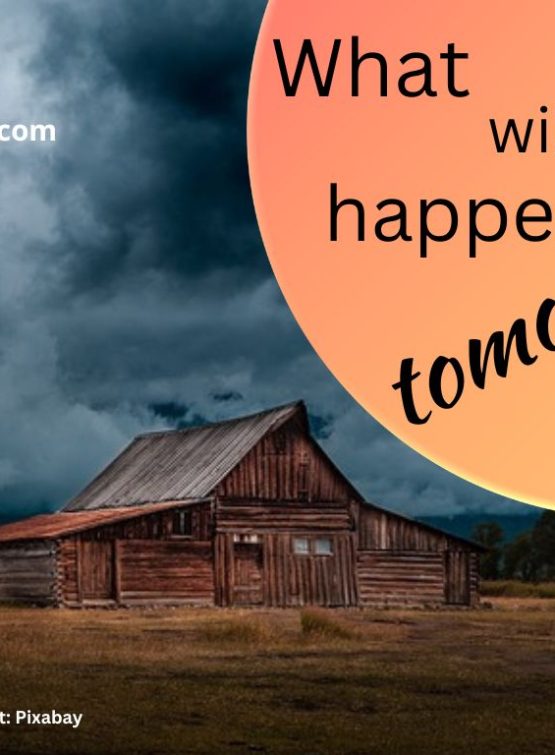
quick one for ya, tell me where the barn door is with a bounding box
[80,540,115,602]
[445,550,470,605]
[233,543,263,606]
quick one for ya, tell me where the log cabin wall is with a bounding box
[117,540,213,606]
[0,540,57,605]
[57,537,79,606]
[357,551,446,606]
[55,502,214,608]
[356,504,479,607]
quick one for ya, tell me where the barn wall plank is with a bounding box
[57,537,79,606]
[118,539,214,605]
[356,505,474,554]
[0,540,56,605]
[222,531,357,608]
[358,550,446,607]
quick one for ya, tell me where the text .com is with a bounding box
[0,123,55,142]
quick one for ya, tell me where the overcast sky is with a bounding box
[0,0,530,520]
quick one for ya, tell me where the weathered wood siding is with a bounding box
[57,537,79,606]
[215,497,356,607]
[216,417,358,504]
[284,534,358,607]
[356,505,450,552]
[80,540,114,601]
[58,537,214,607]
[445,550,480,606]
[358,551,445,606]
[78,502,212,542]
[118,540,213,605]
[215,530,357,607]
[356,505,479,606]
[232,543,264,605]
[0,541,56,605]
[56,503,214,607]
[216,501,352,533]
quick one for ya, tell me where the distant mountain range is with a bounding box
[420,511,541,543]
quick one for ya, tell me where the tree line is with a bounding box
[472,510,555,581]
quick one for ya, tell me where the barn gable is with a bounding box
[216,409,360,504]
[64,402,303,511]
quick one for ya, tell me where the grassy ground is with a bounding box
[482,580,555,598]
[0,601,554,754]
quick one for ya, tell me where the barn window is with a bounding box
[293,537,333,556]
[314,538,333,556]
[293,537,310,555]
[173,510,192,537]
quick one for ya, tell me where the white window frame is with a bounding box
[293,537,310,555]
[292,537,333,556]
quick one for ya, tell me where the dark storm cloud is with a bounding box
[99,1,257,119]
[33,0,267,294]
[0,0,530,522]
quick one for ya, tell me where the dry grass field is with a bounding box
[0,600,554,754]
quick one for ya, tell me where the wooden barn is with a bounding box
[0,401,482,608]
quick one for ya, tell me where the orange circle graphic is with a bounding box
[248,0,555,509]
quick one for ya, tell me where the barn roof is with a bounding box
[64,401,304,512]
[0,500,206,543]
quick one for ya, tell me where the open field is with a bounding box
[0,601,554,754]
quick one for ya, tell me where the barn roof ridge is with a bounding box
[135,399,306,440]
